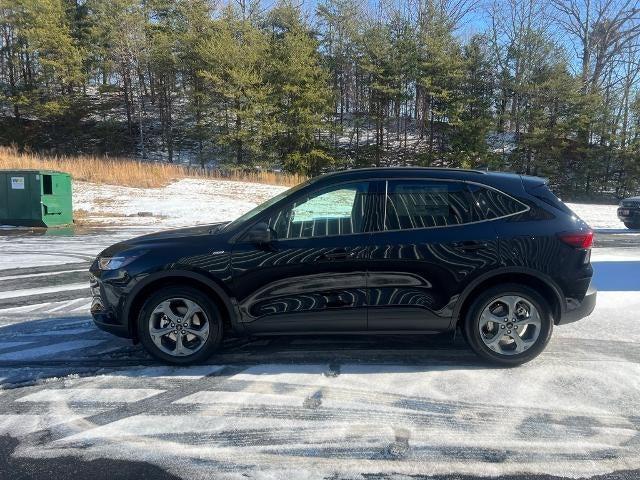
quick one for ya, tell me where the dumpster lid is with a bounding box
[1,169,70,176]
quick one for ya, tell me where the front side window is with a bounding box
[384,180,472,230]
[266,182,371,240]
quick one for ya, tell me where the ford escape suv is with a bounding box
[90,168,597,366]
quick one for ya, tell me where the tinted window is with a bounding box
[266,182,370,239]
[384,180,472,230]
[469,185,527,220]
[528,184,574,215]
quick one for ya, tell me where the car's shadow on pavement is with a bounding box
[217,331,478,365]
[0,435,182,480]
[0,312,489,387]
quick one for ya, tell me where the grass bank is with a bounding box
[0,147,304,188]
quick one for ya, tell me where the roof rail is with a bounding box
[341,166,488,175]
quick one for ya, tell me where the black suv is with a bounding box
[90,168,596,366]
[618,196,640,229]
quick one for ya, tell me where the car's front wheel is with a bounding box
[463,284,553,366]
[624,221,640,230]
[137,286,222,365]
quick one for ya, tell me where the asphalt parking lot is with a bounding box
[0,227,639,479]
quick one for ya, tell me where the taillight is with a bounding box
[558,230,594,249]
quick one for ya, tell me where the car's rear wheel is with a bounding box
[137,286,222,365]
[463,284,553,366]
[624,221,640,230]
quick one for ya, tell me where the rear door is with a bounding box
[367,178,501,331]
[232,181,377,333]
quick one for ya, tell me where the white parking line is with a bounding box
[96,365,226,380]
[0,269,87,281]
[48,298,88,313]
[0,283,89,300]
[175,390,304,407]
[0,413,109,436]
[0,298,92,315]
[70,301,93,313]
[0,339,105,361]
[16,388,165,403]
[0,302,52,314]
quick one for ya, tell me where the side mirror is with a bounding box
[245,222,272,245]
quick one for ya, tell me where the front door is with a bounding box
[232,181,376,333]
[367,178,500,331]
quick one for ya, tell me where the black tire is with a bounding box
[463,283,553,366]
[624,222,640,230]
[137,286,223,365]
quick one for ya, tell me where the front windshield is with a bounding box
[221,178,313,232]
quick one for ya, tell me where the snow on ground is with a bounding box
[73,178,287,227]
[567,202,630,231]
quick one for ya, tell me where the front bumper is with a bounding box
[90,270,133,338]
[558,280,597,325]
[617,207,640,222]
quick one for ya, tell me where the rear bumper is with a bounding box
[558,280,597,325]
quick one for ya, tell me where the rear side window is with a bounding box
[385,180,472,230]
[469,185,528,220]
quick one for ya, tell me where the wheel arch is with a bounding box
[124,270,238,339]
[452,268,564,328]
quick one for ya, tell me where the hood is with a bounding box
[131,222,229,242]
[98,222,229,257]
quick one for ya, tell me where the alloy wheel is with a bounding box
[478,295,542,355]
[148,297,210,357]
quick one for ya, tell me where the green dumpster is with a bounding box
[0,170,73,227]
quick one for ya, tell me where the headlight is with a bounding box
[98,252,145,270]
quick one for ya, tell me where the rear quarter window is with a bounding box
[468,185,528,220]
[527,184,575,215]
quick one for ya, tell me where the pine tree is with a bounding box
[198,6,272,166]
[265,2,333,175]
[359,22,397,166]
[177,0,213,167]
[416,10,465,164]
[452,35,495,168]
[12,0,84,119]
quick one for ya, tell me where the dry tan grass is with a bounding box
[0,146,304,188]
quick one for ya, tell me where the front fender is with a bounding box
[122,269,239,336]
